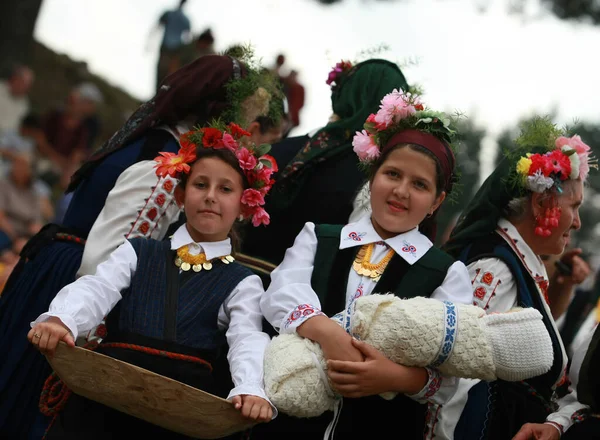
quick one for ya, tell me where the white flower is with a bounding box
[526,170,555,193]
[562,146,580,179]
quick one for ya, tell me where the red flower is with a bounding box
[202,128,223,147]
[529,154,554,177]
[154,145,196,178]
[415,103,424,111]
[228,123,251,139]
[241,188,265,207]
[260,154,278,173]
[179,131,196,150]
[548,149,571,180]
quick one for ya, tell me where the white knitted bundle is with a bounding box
[264,294,554,418]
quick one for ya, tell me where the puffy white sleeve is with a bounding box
[260,222,325,334]
[467,258,518,313]
[32,241,138,340]
[78,160,181,277]
[217,274,276,415]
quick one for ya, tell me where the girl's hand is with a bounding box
[27,316,75,358]
[327,338,427,398]
[231,395,273,422]
[298,316,363,362]
[512,423,561,440]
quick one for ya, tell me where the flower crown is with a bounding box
[153,122,277,227]
[510,117,596,195]
[325,60,353,90]
[352,89,457,164]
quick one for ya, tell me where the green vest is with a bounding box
[311,224,456,316]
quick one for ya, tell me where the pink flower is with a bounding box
[241,188,265,207]
[222,133,238,153]
[251,207,270,227]
[352,130,380,162]
[556,135,591,180]
[373,89,416,128]
[256,165,274,182]
[236,148,257,170]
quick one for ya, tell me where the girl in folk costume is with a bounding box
[259,90,473,440]
[442,117,596,439]
[28,123,278,439]
[0,53,282,439]
[241,59,409,266]
[514,322,600,439]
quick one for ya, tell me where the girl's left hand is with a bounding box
[231,395,273,422]
[327,338,427,398]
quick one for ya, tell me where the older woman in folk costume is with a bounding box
[0,53,282,439]
[258,90,474,440]
[240,59,409,268]
[441,118,595,439]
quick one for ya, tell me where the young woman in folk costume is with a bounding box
[0,53,282,439]
[28,123,278,439]
[258,90,473,440]
[241,59,409,267]
[442,118,595,439]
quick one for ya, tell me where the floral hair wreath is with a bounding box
[153,122,278,227]
[352,89,458,163]
[507,116,597,237]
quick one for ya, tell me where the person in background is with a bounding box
[74,82,104,151]
[283,70,305,134]
[0,65,34,136]
[153,0,191,90]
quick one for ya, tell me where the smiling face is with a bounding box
[369,145,446,239]
[175,156,244,243]
[531,179,583,255]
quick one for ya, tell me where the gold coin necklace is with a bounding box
[352,243,395,282]
[175,245,235,272]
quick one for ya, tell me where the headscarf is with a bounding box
[67,55,246,193]
[269,59,408,211]
[443,146,547,258]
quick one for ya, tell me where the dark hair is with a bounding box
[369,143,445,197]
[178,147,249,252]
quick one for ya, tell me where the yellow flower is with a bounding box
[516,157,532,175]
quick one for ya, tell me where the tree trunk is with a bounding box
[0,0,43,78]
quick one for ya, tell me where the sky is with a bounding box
[34,0,600,177]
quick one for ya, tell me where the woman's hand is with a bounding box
[231,395,273,423]
[512,423,561,440]
[298,315,363,362]
[27,316,75,357]
[327,338,428,398]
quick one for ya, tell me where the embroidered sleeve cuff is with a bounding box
[407,367,442,404]
[280,304,325,334]
[544,421,563,436]
[227,384,278,419]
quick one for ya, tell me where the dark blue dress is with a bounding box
[0,131,179,439]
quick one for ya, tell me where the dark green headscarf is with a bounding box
[443,146,547,258]
[269,58,408,211]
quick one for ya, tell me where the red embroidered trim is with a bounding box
[474,286,487,300]
[423,367,442,399]
[284,304,324,328]
[55,233,87,246]
[481,271,494,286]
[544,421,564,434]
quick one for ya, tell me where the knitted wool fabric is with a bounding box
[264,295,553,418]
